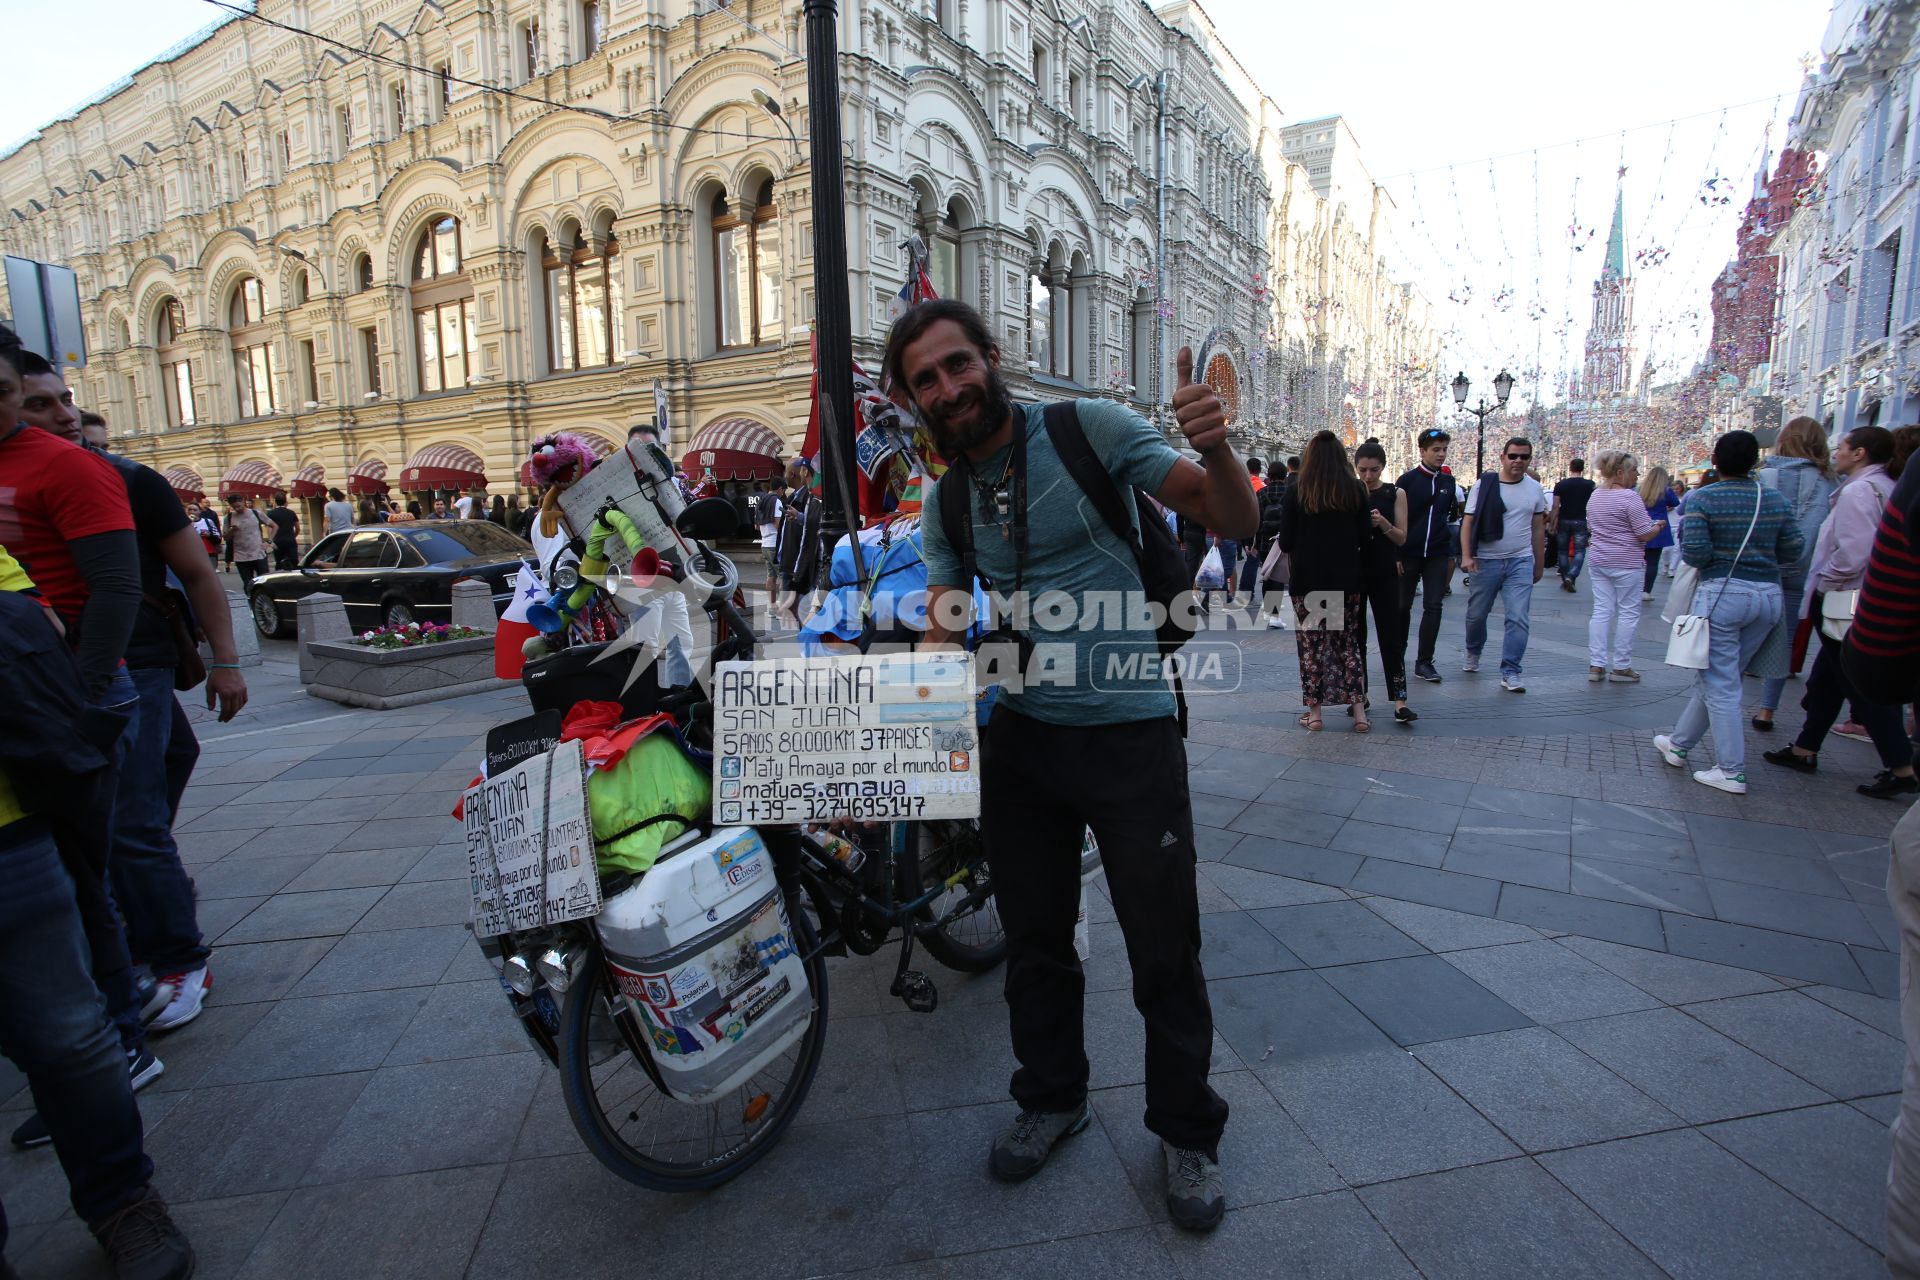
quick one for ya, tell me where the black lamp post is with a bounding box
[1451,369,1515,477]
[801,0,859,545]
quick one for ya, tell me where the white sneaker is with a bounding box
[1461,655,1480,673]
[1501,673,1526,693]
[1693,766,1748,794]
[149,967,211,1033]
[1267,616,1289,630]
[1652,734,1688,768]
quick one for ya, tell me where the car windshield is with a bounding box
[393,521,529,562]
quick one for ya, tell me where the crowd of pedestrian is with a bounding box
[1,321,238,1279]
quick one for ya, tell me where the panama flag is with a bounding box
[493,564,544,680]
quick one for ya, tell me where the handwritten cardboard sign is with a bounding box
[711,653,981,825]
[465,739,602,939]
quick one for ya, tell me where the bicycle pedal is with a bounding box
[892,970,938,1013]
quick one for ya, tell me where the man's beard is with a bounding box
[918,366,1011,459]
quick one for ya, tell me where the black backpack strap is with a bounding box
[935,459,977,591]
[1040,401,1142,562]
[1038,401,1185,734]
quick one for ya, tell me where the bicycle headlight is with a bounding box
[502,951,540,996]
[552,564,580,591]
[534,944,581,994]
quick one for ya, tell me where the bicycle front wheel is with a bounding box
[911,818,1007,974]
[557,893,829,1192]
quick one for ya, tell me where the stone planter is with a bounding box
[304,634,506,709]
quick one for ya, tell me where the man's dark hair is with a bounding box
[79,410,106,429]
[1417,427,1451,447]
[1569,458,1585,473]
[1286,455,1301,472]
[1712,430,1761,478]
[1,344,55,379]
[273,490,289,505]
[1247,456,1262,476]
[328,486,345,500]
[628,423,659,440]
[1846,424,1896,466]
[1503,437,1533,455]
[882,299,997,391]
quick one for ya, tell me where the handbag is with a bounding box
[1664,489,1762,670]
[143,589,209,692]
[1819,588,1858,642]
[1259,539,1289,586]
[1661,561,1700,623]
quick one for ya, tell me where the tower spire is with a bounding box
[1602,184,1628,281]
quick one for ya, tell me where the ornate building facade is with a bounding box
[0,0,1435,513]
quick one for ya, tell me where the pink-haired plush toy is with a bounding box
[526,432,599,489]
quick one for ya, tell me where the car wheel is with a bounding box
[383,599,417,628]
[250,590,289,640]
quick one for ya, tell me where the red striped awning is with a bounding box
[518,433,616,487]
[162,466,205,503]
[290,462,326,499]
[348,459,389,495]
[399,443,486,490]
[684,448,783,481]
[219,459,283,499]
[686,417,783,459]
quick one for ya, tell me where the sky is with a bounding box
[0,0,1838,414]
[1198,0,1836,413]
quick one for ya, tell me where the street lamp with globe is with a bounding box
[1451,369,1516,477]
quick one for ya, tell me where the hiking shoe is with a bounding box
[1652,734,1688,768]
[1609,668,1641,683]
[89,1187,194,1280]
[1588,666,1606,682]
[1693,767,1748,794]
[1461,655,1480,673]
[988,1103,1091,1182]
[1414,660,1441,683]
[13,1047,163,1150]
[1163,1142,1226,1232]
[1501,673,1526,693]
[1861,771,1920,800]
[149,968,210,1033]
[1762,746,1817,774]
[1561,578,1576,592]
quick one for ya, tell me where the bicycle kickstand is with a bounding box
[889,928,938,1013]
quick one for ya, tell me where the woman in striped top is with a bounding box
[1652,431,1803,795]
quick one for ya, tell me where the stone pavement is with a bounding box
[0,571,1910,1277]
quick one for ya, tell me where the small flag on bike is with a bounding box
[494,563,543,680]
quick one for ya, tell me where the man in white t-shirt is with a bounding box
[752,483,784,598]
[1459,435,1550,692]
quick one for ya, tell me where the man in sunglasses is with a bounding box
[1459,437,1550,692]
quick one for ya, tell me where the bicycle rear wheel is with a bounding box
[557,892,829,1191]
[911,818,1007,974]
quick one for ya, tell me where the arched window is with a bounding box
[352,253,373,293]
[1028,273,1052,373]
[229,276,279,417]
[156,297,196,426]
[411,216,476,392]
[542,224,624,372]
[711,180,782,349]
[293,270,311,305]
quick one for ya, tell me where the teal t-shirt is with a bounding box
[920,400,1181,725]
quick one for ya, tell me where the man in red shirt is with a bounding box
[0,328,196,1280]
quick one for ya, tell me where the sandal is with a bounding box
[1351,712,1370,734]
[1303,711,1324,732]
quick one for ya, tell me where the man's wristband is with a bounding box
[211,662,243,669]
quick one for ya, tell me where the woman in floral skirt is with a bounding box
[1278,430,1374,732]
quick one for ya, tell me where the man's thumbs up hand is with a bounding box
[1172,344,1228,455]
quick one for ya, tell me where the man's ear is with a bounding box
[984,343,1001,371]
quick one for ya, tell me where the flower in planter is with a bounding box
[350,620,488,651]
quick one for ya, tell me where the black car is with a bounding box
[249,520,530,638]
